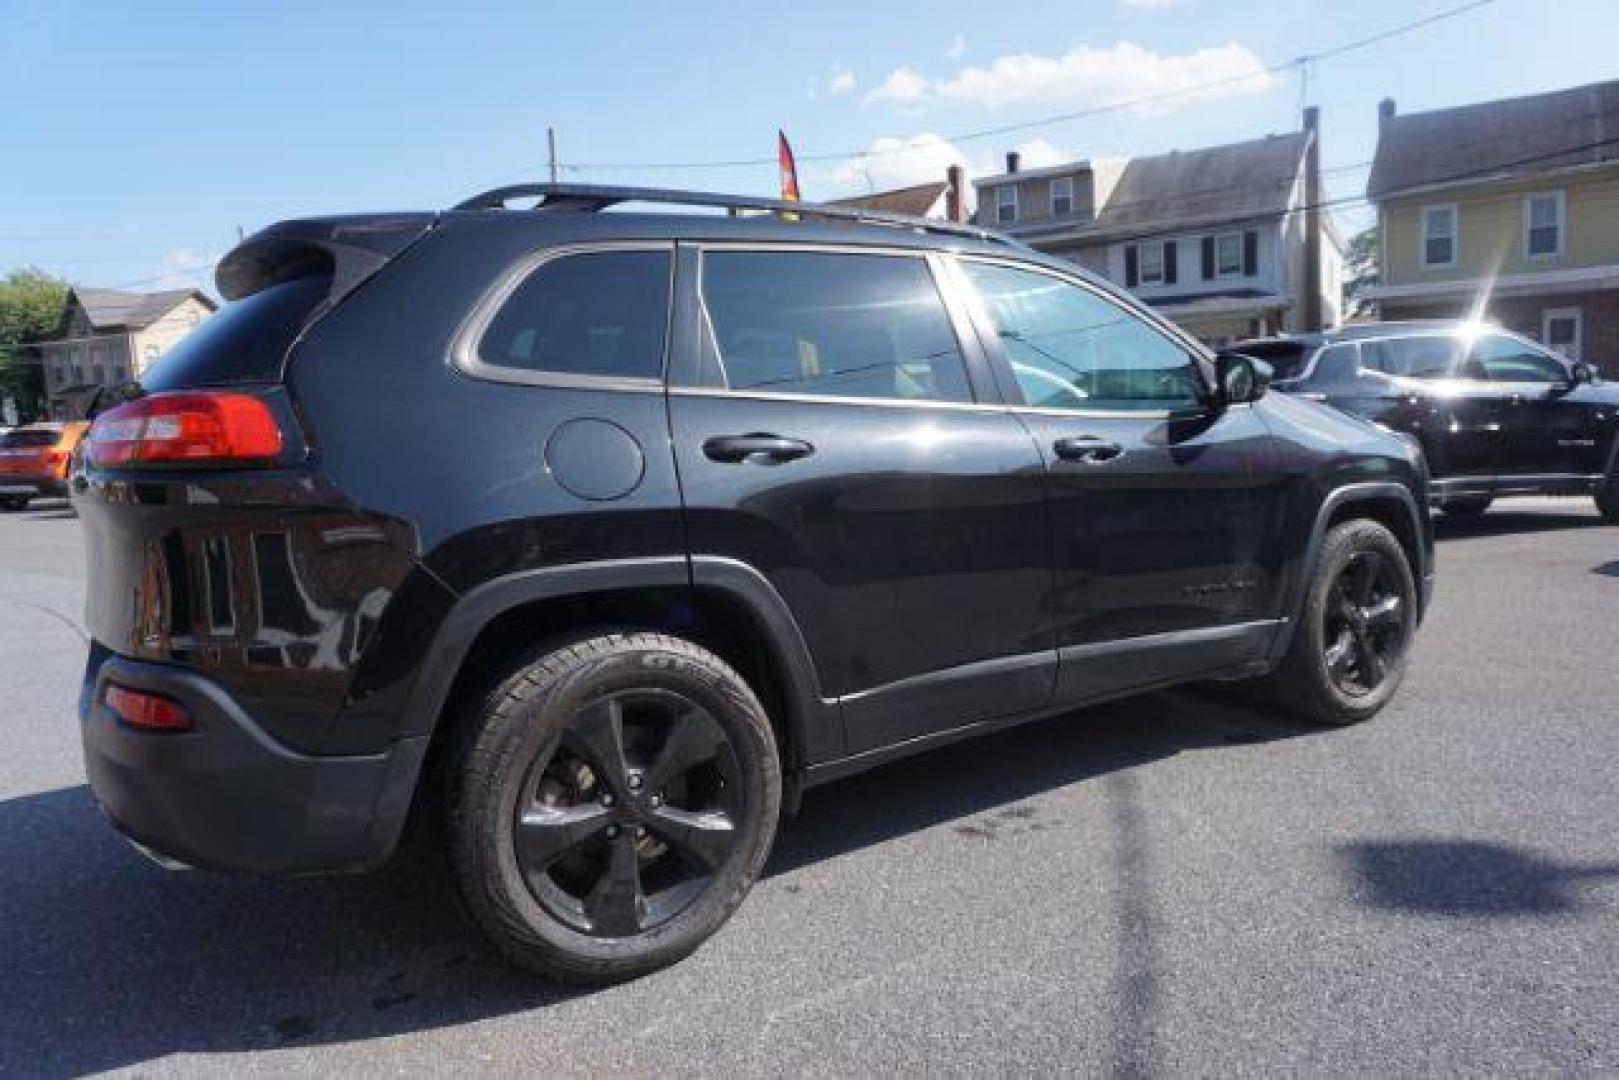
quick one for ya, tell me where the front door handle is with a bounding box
[1053,436,1124,463]
[702,433,816,464]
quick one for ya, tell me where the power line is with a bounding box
[548,0,1495,172]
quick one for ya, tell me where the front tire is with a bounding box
[1254,519,1417,726]
[0,495,30,512]
[447,632,781,985]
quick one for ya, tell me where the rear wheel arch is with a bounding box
[405,558,835,797]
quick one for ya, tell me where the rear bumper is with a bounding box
[0,475,67,496]
[79,646,427,875]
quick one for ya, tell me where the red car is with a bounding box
[0,422,87,511]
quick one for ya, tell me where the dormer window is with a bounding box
[996,185,1017,225]
[1050,177,1073,217]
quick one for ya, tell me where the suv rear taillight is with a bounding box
[88,391,284,466]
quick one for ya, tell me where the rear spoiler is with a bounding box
[215,214,438,302]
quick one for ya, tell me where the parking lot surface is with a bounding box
[1,498,1616,1077]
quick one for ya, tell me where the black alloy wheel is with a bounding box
[1322,550,1408,697]
[516,688,743,938]
[448,632,780,985]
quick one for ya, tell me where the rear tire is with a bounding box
[1439,495,1492,519]
[446,632,781,985]
[1248,519,1417,726]
[0,495,29,512]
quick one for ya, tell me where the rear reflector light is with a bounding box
[105,685,194,732]
[88,392,283,466]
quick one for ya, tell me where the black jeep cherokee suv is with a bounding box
[75,185,1433,984]
[1239,321,1619,521]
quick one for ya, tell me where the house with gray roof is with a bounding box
[39,286,217,416]
[974,109,1342,345]
[1361,79,1619,367]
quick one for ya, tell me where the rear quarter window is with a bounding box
[140,274,330,390]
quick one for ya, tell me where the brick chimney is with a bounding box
[945,164,966,222]
[1302,106,1324,331]
[1005,151,1021,174]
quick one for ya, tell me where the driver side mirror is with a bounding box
[1215,351,1272,406]
[1570,360,1596,385]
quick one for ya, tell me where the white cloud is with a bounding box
[1121,0,1182,8]
[1005,137,1069,170]
[152,248,218,292]
[936,41,1274,111]
[864,66,930,107]
[945,34,967,60]
[828,65,855,96]
[829,132,968,195]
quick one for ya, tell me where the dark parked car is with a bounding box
[1238,322,1619,521]
[75,185,1433,984]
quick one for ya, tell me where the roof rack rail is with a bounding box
[451,182,1021,247]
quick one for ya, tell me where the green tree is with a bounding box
[1343,227,1378,320]
[0,268,69,422]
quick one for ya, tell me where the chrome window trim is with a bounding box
[448,240,676,390]
[667,385,1007,414]
[691,242,982,407]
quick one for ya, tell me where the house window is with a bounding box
[1050,177,1074,217]
[1421,204,1456,269]
[1216,233,1243,277]
[1543,307,1582,361]
[996,185,1017,225]
[73,364,84,384]
[1137,242,1165,285]
[92,365,105,384]
[1524,192,1564,259]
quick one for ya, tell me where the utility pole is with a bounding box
[547,127,558,184]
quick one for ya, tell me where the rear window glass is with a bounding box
[0,430,59,449]
[141,275,330,391]
[700,251,972,403]
[477,250,671,381]
[1233,342,1311,381]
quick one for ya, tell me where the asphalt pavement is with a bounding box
[1,497,1616,1077]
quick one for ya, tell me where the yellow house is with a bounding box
[1363,80,1619,367]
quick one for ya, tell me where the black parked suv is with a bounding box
[75,185,1433,984]
[1239,322,1619,521]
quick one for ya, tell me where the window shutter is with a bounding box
[1201,237,1215,280]
[1124,245,1139,287]
[1242,230,1258,276]
[1163,241,1178,285]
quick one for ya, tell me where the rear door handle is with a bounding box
[702,433,816,464]
[1053,436,1124,463]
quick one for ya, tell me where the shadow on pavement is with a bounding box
[0,688,1310,1076]
[1593,561,1619,578]
[1339,839,1619,917]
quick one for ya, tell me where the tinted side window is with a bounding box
[962,261,1203,411]
[1234,342,1310,381]
[478,250,671,380]
[700,251,971,403]
[1468,333,1567,383]
[1307,343,1361,388]
[1360,337,1460,380]
[142,275,324,391]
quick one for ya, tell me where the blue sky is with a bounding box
[3,0,1615,294]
